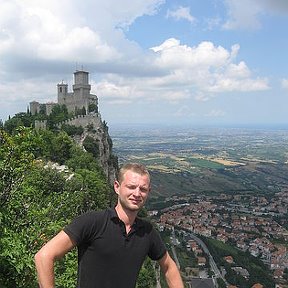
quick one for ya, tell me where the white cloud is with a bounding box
[94,37,269,109]
[150,38,269,93]
[205,17,222,31]
[225,62,250,78]
[174,105,196,118]
[166,6,196,23]
[160,90,190,102]
[0,0,164,72]
[282,79,288,89]
[208,77,269,93]
[151,39,232,71]
[0,78,55,105]
[194,93,213,102]
[0,0,269,97]
[94,80,137,103]
[37,27,120,62]
[223,0,263,30]
[262,0,288,14]
[95,74,190,106]
[223,0,288,30]
[205,109,226,118]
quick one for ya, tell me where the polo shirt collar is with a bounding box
[108,207,144,229]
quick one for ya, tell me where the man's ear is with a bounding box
[114,180,120,195]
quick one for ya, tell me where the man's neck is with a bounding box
[115,204,138,227]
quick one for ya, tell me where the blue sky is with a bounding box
[0,0,288,127]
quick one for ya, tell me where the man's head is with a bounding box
[114,163,151,212]
[117,163,150,185]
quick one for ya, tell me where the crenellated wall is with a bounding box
[57,113,102,129]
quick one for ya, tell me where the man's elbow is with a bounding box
[34,247,54,268]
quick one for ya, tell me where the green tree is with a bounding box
[3,112,36,134]
[136,258,157,288]
[88,103,98,113]
[47,104,70,129]
[83,136,100,158]
[0,127,113,287]
[0,127,41,204]
[0,164,81,287]
[65,145,100,171]
[50,131,74,164]
[0,127,44,287]
[61,124,84,136]
[4,116,24,134]
[202,237,274,288]
[75,168,110,212]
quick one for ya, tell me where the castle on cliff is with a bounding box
[30,70,98,116]
[28,70,118,183]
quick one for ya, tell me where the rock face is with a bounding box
[68,114,118,185]
[35,113,118,185]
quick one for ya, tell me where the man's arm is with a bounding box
[158,251,184,288]
[34,230,75,288]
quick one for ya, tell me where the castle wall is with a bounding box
[57,113,102,129]
[34,120,47,130]
[46,103,57,115]
[30,101,40,115]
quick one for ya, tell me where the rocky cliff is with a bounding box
[61,114,118,184]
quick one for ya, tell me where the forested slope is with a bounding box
[0,126,114,287]
[0,111,155,287]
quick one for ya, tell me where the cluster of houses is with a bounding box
[154,190,288,286]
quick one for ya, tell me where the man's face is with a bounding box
[114,170,150,212]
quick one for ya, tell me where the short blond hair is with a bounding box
[117,163,150,184]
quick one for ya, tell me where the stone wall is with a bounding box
[34,120,47,130]
[58,113,102,129]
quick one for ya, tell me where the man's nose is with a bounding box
[133,187,141,196]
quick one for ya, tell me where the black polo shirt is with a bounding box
[63,208,166,288]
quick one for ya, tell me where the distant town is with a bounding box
[154,189,288,285]
[111,125,288,288]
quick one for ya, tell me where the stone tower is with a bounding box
[29,101,40,115]
[30,70,98,116]
[57,70,98,115]
[73,70,91,98]
[57,82,68,104]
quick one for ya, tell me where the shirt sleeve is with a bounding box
[148,226,167,261]
[63,211,100,245]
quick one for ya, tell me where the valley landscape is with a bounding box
[110,125,288,198]
[110,124,288,288]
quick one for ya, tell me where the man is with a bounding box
[35,163,184,288]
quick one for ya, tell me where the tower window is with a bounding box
[60,87,62,93]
